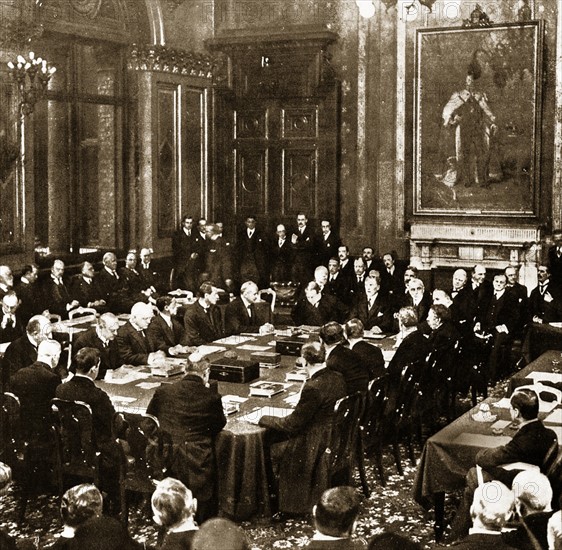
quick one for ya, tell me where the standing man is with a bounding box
[270,224,292,283]
[548,230,562,292]
[172,214,202,292]
[237,215,268,289]
[317,219,341,267]
[202,224,234,292]
[183,281,224,346]
[380,252,404,298]
[529,265,562,323]
[147,353,226,522]
[291,213,315,285]
[362,247,376,273]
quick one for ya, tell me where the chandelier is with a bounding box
[7,51,56,117]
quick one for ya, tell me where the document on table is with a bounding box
[237,344,272,351]
[543,408,562,425]
[284,392,301,406]
[136,382,161,390]
[214,335,255,345]
[196,345,227,356]
[222,395,248,404]
[238,406,293,424]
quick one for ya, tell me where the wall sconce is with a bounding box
[356,0,376,18]
[7,51,56,117]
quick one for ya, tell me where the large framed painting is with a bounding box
[413,21,543,217]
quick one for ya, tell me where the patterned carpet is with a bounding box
[0,389,500,549]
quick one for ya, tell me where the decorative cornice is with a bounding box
[128,44,216,80]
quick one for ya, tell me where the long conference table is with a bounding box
[413,349,562,541]
[73,325,399,522]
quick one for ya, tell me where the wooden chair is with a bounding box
[269,281,300,308]
[326,391,369,496]
[68,307,97,321]
[1,392,55,524]
[360,375,388,486]
[51,398,101,493]
[119,412,173,525]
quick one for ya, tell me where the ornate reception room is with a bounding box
[1,0,562,549]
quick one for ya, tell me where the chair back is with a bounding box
[270,281,300,307]
[121,413,172,487]
[51,398,100,484]
[327,392,364,476]
[0,392,24,465]
[545,444,562,498]
[387,360,423,424]
[361,376,387,442]
[46,313,62,324]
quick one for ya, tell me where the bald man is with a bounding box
[116,302,165,366]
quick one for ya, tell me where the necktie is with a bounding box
[368,299,374,310]
[540,284,547,296]
[113,271,118,279]
[494,292,500,299]
[247,306,252,319]
[452,290,458,297]
[138,329,146,338]
[358,277,362,283]
[187,230,191,236]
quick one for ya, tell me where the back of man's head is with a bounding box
[74,347,101,375]
[155,295,174,312]
[345,318,364,340]
[198,281,214,298]
[398,306,418,328]
[191,518,249,550]
[470,481,514,532]
[301,340,326,365]
[511,388,540,421]
[319,321,344,346]
[313,486,360,538]
[186,352,210,376]
[512,470,553,515]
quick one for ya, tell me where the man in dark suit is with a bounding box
[305,486,365,549]
[70,261,107,311]
[403,277,432,324]
[147,353,226,522]
[116,302,165,366]
[0,265,14,301]
[10,339,61,443]
[427,304,460,354]
[346,258,367,306]
[504,265,529,338]
[451,481,517,549]
[183,281,224,345]
[547,230,562,292]
[313,266,348,322]
[291,282,340,327]
[236,215,268,289]
[224,281,273,336]
[386,307,430,388]
[146,296,185,354]
[320,321,369,395]
[139,248,162,293]
[326,257,348,305]
[336,246,354,293]
[73,313,121,379]
[119,252,153,303]
[55,347,124,505]
[362,246,377,274]
[317,219,341,267]
[348,273,393,333]
[474,273,519,382]
[42,259,80,318]
[469,264,493,320]
[291,213,315,285]
[2,314,52,391]
[95,252,128,313]
[172,214,202,292]
[529,264,562,323]
[201,224,234,292]
[259,341,347,515]
[450,268,476,339]
[15,263,41,323]
[0,291,23,344]
[450,388,557,540]
[380,252,404,299]
[344,318,385,380]
[270,224,293,283]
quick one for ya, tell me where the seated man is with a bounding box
[96,252,128,313]
[386,307,430,388]
[2,314,52,390]
[0,291,23,344]
[305,486,366,549]
[119,251,151,299]
[146,296,186,355]
[503,470,554,550]
[16,263,41,323]
[73,313,121,379]
[427,304,460,354]
[292,282,340,327]
[116,302,165,366]
[70,261,106,311]
[451,388,557,539]
[344,318,385,381]
[320,321,369,395]
[224,281,274,336]
[138,247,162,293]
[348,273,393,333]
[453,481,517,549]
[147,353,226,522]
[0,265,14,300]
[10,339,62,443]
[183,281,224,346]
[42,259,80,318]
[400,277,431,324]
[55,348,124,506]
[259,341,347,515]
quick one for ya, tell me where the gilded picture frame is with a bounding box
[413,21,543,217]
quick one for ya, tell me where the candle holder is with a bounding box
[7,51,56,117]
